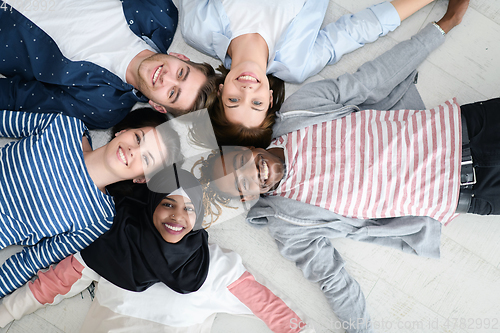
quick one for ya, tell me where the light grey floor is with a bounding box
[1,0,500,332]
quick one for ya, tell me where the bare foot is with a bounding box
[436,0,470,33]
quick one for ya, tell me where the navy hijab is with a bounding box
[81,166,209,294]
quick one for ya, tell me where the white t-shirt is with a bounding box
[7,0,154,82]
[221,0,306,62]
[77,244,252,330]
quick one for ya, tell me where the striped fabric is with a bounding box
[270,99,461,224]
[0,110,115,297]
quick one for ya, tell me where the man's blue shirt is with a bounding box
[0,0,177,129]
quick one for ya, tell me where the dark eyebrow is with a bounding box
[182,66,190,82]
[171,67,189,105]
[232,153,243,195]
[140,130,156,166]
[148,151,155,166]
[224,104,264,111]
[166,196,194,206]
[173,88,181,104]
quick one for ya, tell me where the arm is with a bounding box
[321,0,437,61]
[317,2,401,68]
[250,196,442,258]
[266,217,373,333]
[281,0,470,113]
[207,244,314,332]
[121,0,178,54]
[278,0,437,83]
[0,221,111,298]
[0,76,132,130]
[274,1,401,84]
[0,253,98,328]
[0,110,58,139]
[176,0,223,60]
[246,196,442,332]
[391,0,433,21]
[280,23,444,114]
[228,271,314,333]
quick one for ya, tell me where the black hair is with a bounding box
[107,108,183,196]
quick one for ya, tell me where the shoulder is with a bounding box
[34,112,81,137]
[121,0,178,54]
[81,136,92,153]
[177,0,229,56]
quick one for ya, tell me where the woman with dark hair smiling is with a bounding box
[177,0,438,147]
[0,166,208,323]
[0,167,313,333]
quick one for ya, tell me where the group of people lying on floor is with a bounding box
[0,0,488,332]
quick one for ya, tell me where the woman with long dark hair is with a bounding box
[177,0,437,147]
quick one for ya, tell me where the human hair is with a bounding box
[205,65,285,148]
[112,107,182,166]
[191,148,240,226]
[112,107,168,134]
[164,61,222,117]
[107,108,184,196]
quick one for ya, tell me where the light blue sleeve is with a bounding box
[319,2,401,65]
[277,23,445,117]
[273,2,400,83]
[177,0,230,62]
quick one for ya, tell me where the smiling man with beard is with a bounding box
[0,0,219,129]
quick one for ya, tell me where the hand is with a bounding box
[436,0,470,34]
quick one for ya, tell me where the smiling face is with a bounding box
[220,61,273,128]
[212,147,285,201]
[136,53,207,113]
[105,127,168,182]
[153,195,197,243]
